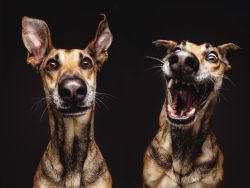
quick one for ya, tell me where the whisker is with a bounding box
[30,97,47,111]
[95,92,118,101]
[144,66,163,72]
[95,96,110,112]
[144,56,164,65]
[39,102,51,121]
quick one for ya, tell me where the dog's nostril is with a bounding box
[185,57,199,72]
[60,88,71,98]
[77,87,86,96]
[168,55,178,65]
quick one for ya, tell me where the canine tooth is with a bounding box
[168,79,173,89]
[187,108,196,116]
[175,79,178,84]
[187,83,191,86]
[167,104,172,112]
[182,81,186,84]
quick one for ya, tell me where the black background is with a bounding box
[1,0,250,187]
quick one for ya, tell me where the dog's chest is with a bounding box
[64,172,82,187]
[172,159,192,176]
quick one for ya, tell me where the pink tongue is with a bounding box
[172,89,196,116]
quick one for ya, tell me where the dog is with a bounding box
[22,15,113,188]
[143,40,239,188]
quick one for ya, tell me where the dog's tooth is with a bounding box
[182,81,186,85]
[168,79,173,89]
[175,79,179,84]
[167,104,172,112]
[187,108,196,116]
[187,83,191,86]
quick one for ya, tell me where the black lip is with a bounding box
[57,105,90,115]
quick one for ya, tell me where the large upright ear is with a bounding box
[153,40,177,52]
[87,14,113,66]
[217,43,240,70]
[22,16,53,68]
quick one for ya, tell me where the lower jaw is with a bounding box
[166,113,196,127]
[57,106,91,117]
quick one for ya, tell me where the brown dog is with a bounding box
[22,15,113,188]
[143,40,239,188]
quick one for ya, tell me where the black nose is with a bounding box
[58,77,87,103]
[169,51,199,76]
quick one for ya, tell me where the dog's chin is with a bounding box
[165,78,214,127]
[56,105,92,117]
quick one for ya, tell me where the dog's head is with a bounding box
[22,15,112,117]
[154,40,239,127]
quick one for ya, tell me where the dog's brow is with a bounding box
[205,43,212,49]
[181,41,187,46]
[54,54,59,61]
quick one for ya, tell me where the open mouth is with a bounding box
[167,79,214,125]
[57,105,91,116]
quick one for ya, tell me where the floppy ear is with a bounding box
[87,14,113,67]
[217,43,240,70]
[22,16,53,68]
[153,40,177,52]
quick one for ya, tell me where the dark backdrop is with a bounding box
[1,0,250,187]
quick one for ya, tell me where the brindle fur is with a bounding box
[143,41,238,188]
[22,15,113,188]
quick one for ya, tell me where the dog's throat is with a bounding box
[51,109,94,175]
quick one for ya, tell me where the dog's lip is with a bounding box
[167,104,196,125]
[57,104,92,116]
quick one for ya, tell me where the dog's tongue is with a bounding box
[172,89,198,116]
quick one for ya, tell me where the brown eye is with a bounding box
[80,54,93,69]
[206,52,218,63]
[46,59,59,71]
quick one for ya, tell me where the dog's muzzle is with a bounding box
[55,73,91,116]
[169,50,199,78]
[58,74,87,103]
[164,51,214,126]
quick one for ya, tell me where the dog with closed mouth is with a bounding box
[22,15,113,188]
[143,40,239,187]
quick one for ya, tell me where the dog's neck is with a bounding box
[48,106,95,174]
[160,96,217,162]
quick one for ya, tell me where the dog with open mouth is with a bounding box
[143,40,239,187]
[22,15,113,188]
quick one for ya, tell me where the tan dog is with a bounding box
[143,40,239,188]
[22,15,113,188]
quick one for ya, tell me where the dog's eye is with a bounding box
[46,59,59,71]
[206,52,218,63]
[173,47,181,53]
[80,56,93,69]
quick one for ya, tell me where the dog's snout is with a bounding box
[169,51,199,76]
[59,77,87,103]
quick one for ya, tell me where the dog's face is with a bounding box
[154,40,239,127]
[22,15,112,116]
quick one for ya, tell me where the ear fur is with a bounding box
[87,14,113,67]
[22,16,52,68]
[217,43,240,70]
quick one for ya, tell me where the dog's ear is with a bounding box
[87,14,113,68]
[217,43,240,70]
[153,40,177,52]
[22,16,53,68]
